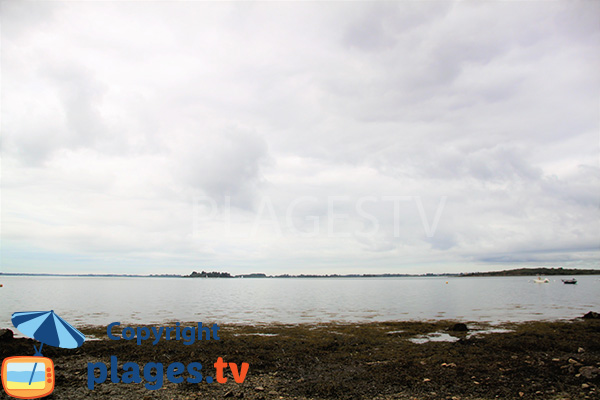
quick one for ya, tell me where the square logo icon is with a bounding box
[2,356,54,399]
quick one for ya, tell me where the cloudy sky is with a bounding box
[1,1,598,275]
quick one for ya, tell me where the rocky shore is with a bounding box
[1,317,599,399]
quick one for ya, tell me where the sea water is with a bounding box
[0,275,598,327]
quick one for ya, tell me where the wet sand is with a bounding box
[1,319,599,399]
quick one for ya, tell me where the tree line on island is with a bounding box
[460,267,600,277]
[2,267,598,278]
[184,267,600,278]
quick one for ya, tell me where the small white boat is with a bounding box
[533,277,549,283]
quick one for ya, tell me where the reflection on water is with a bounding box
[409,332,460,344]
[408,327,516,344]
[0,275,598,327]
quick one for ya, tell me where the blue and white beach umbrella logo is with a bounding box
[1,310,86,399]
[11,310,86,354]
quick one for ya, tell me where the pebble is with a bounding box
[255,386,265,392]
[569,358,583,366]
[578,347,585,353]
[582,383,590,389]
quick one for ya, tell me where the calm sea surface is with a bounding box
[1,275,599,328]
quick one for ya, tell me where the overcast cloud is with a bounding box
[1,1,598,274]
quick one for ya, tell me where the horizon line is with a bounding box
[1,267,600,278]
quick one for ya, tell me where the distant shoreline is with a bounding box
[1,267,599,278]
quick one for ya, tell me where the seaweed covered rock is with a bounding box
[449,323,468,332]
[579,366,600,379]
[0,328,14,341]
[582,311,600,319]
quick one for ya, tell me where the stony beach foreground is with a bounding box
[1,318,599,400]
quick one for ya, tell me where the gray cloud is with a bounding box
[173,128,269,209]
[1,1,598,274]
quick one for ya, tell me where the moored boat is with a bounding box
[533,277,549,283]
[562,278,577,284]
